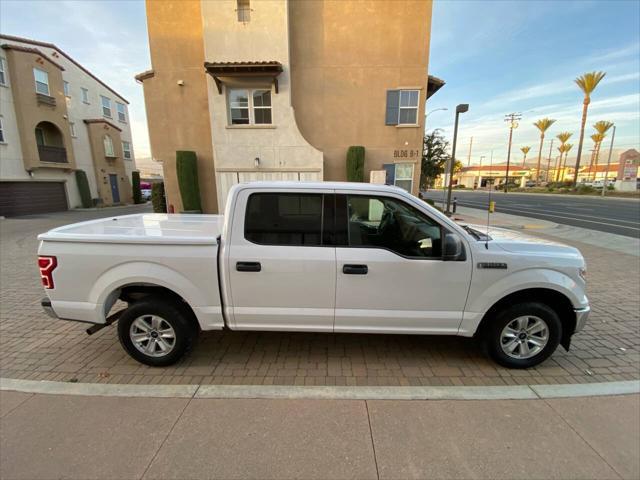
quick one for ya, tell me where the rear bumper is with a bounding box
[41,297,58,319]
[574,306,590,333]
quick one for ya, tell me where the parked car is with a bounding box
[38,182,589,369]
[525,180,537,188]
[140,188,152,201]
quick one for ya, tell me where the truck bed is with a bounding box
[38,214,223,245]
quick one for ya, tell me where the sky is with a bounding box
[428,0,640,165]
[0,0,639,166]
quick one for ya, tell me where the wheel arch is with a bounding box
[475,288,576,350]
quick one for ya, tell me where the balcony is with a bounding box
[38,145,68,164]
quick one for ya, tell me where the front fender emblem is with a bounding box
[477,262,508,269]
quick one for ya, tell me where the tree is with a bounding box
[587,133,604,180]
[520,146,531,167]
[573,71,606,185]
[420,129,451,189]
[560,143,573,181]
[591,120,614,180]
[533,118,556,184]
[555,132,573,181]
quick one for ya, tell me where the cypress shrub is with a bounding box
[132,171,142,204]
[176,150,202,213]
[75,170,92,208]
[346,146,365,182]
[151,182,167,213]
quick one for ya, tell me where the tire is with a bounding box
[117,297,198,367]
[484,302,562,369]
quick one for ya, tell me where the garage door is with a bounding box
[216,171,322,210]
[0,182,68,217]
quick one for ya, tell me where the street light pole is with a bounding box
[445,103,469,214]
[602,125,616,197]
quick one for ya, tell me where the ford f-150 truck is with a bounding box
[37,182,590,368]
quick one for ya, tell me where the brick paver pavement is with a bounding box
[1,206,638,386]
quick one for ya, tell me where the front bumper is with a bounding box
[41,297,58,319]
[574,306,590,333]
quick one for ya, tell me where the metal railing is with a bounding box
[38,145,68,164]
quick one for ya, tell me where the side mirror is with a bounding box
[443,233,466,261]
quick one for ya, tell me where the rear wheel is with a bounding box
[484,302,562,369]
[117,298,198,367]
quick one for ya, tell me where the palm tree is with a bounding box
[591,120,614,180]
[520,146,531,167]
[533,118,556,184]
[555,132,573,181]
[587,133,604,181]
[561,143,573,182]
[573,71,606,185]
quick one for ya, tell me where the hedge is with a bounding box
[346,146,365,182]
[132,171,142,204]
[75,170,92,208]
[151,182,167,213]
[176,150,202,213]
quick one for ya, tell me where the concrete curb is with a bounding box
[2,377,638,400]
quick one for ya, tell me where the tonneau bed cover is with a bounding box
[37,214,223,245]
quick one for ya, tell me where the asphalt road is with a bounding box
[422,189,640,238]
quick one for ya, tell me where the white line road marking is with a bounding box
[457,200,640,231]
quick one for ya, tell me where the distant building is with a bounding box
[0,35,137,216]
[136,0,442,212]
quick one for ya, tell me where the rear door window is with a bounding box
[245,193,325,246]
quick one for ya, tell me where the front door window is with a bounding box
[346,195,442,258]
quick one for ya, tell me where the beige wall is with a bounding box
[200,0,323,209]
[289,0,433,196]
[84,121,132,205]
[139,0,217,213]
[4,47,76,172]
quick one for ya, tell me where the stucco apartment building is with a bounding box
[136,0,441,212]
[0,35,136,216]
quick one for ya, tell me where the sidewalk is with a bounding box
[1,387,638,479]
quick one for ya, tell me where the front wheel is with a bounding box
[117,298,198,367]
[484,302,562,369]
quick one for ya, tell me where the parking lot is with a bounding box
[1,206,638,387]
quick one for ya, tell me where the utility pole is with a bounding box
[477,155,486,189]
[546,139,554,183]
[467,136,473,166]
[602,125,616,197]
[503,113,522,193]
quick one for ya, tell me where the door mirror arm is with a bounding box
[443,233,466,261]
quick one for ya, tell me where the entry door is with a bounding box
[226,190,336,332]
[334,193,472,334]
[109,174,120,203]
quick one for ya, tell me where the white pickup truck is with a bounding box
[38,182,589,369]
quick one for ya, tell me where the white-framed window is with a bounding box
[394,163,414,192]
[228,88,272,125]
[103,135,115,157]
[81,87,89,104]
[34,68,50,96]
[69,122,76,138]
[122,140,132,159]
[101,95,112,117]
[385,89,420,126]
[116,102,127,123]
[237,0,250,22]
[0,58,7,86]
[63,81,70,97]
[0,117,5,143]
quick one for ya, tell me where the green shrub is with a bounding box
[75,170,92,208]
[346,146,365,182]
[575,185,597,195]
[132,171,142,204]
[176,150,202,212]
[151,182,167,213]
